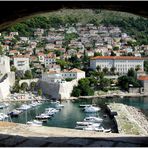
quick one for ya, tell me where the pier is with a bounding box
[107,103,148,136]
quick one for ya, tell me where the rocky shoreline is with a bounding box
[108,103,148,136]
[125,105,148,135]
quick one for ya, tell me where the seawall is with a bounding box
[107,103,148,136]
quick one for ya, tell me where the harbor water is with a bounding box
[0,96,148,131]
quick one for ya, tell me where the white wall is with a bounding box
[0,56,10,74]
[0,75,10,99]
[14,57,30,71]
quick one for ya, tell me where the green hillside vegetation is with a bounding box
[6,9,148,45]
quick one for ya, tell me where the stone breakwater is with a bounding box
[125,106,148,134]
[107,103,148,136]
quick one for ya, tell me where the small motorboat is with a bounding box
[84,105,100,113]
[17,104,31,111]
[27,120,43,126]
[76,121,93,126]
[54,103,64,109]
[84,116,103,123]
[0,113,9,121]
[45,108,59,113]
[79,104,92,108]
[83,126,104,132]
[8,109,22,117]
[30,102,41,107]
[35,113,51,120]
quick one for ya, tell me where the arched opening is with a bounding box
[0,2,148,147]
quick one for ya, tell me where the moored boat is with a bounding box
[84,116,103,123]
[8,109,22,117]
[27,120,43,126]
[84,105,100,113]
[35,113,51,120]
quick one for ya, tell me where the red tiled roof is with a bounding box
[91,56,144,60]
[13,55,30,58]
[37,52,45,56]
[10,50,18,53]
[138,76,148,81]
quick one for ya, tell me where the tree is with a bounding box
[30,82,37,91]
[71,86,81,97]
[38,88,42,96]
[0,46,3,55]
[24,70,33,79]
[11,66,17,72]
[135,65,141,71]
[12,81,20,93]
[94,52,102,57]
[21,82,28,92]
[110,51,116,56]
[110,66,116,75]
[99,78,110,91]
[71,78,94,97]
[96,65,101,72]
[56,59,69,70]
[103,67,109,75]
[127,68,137,78]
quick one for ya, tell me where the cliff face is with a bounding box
[39,79,78,100]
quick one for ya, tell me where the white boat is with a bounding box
[0,113,9,121]
[17,104,31,111]
[0,103,9,109]
[30,102,41,107]
[84,105,100,113]
[84,116,103,123]
[27,120,42,126]
[45,108,59,113]
[79,104,92,108]
[8,109,22,117]
[75,122,101,129]
[35,113,51,119]
[76,121,93,126]
[54,103,64,109]
[83,126,104,132]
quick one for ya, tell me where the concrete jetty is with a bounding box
[107,103,148,136]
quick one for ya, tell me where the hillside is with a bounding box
[5,9,148,45]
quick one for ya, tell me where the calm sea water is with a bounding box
[1,96,148,130]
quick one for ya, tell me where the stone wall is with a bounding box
[0,75,10,99]
[129,87,140,93]
[19,78,39,87]
[38,79,78,100]
[7,72,15,87]
[59,80,78,99]
[38,80,60,99]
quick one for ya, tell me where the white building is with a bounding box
[90,56,144,75]
[13,55,30,72]
[42,68,85,83]
[42,71,62,83]
[44,54,56,67]
[0,55,10,75]
[61,68,85,80]
[37,52,45,64]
